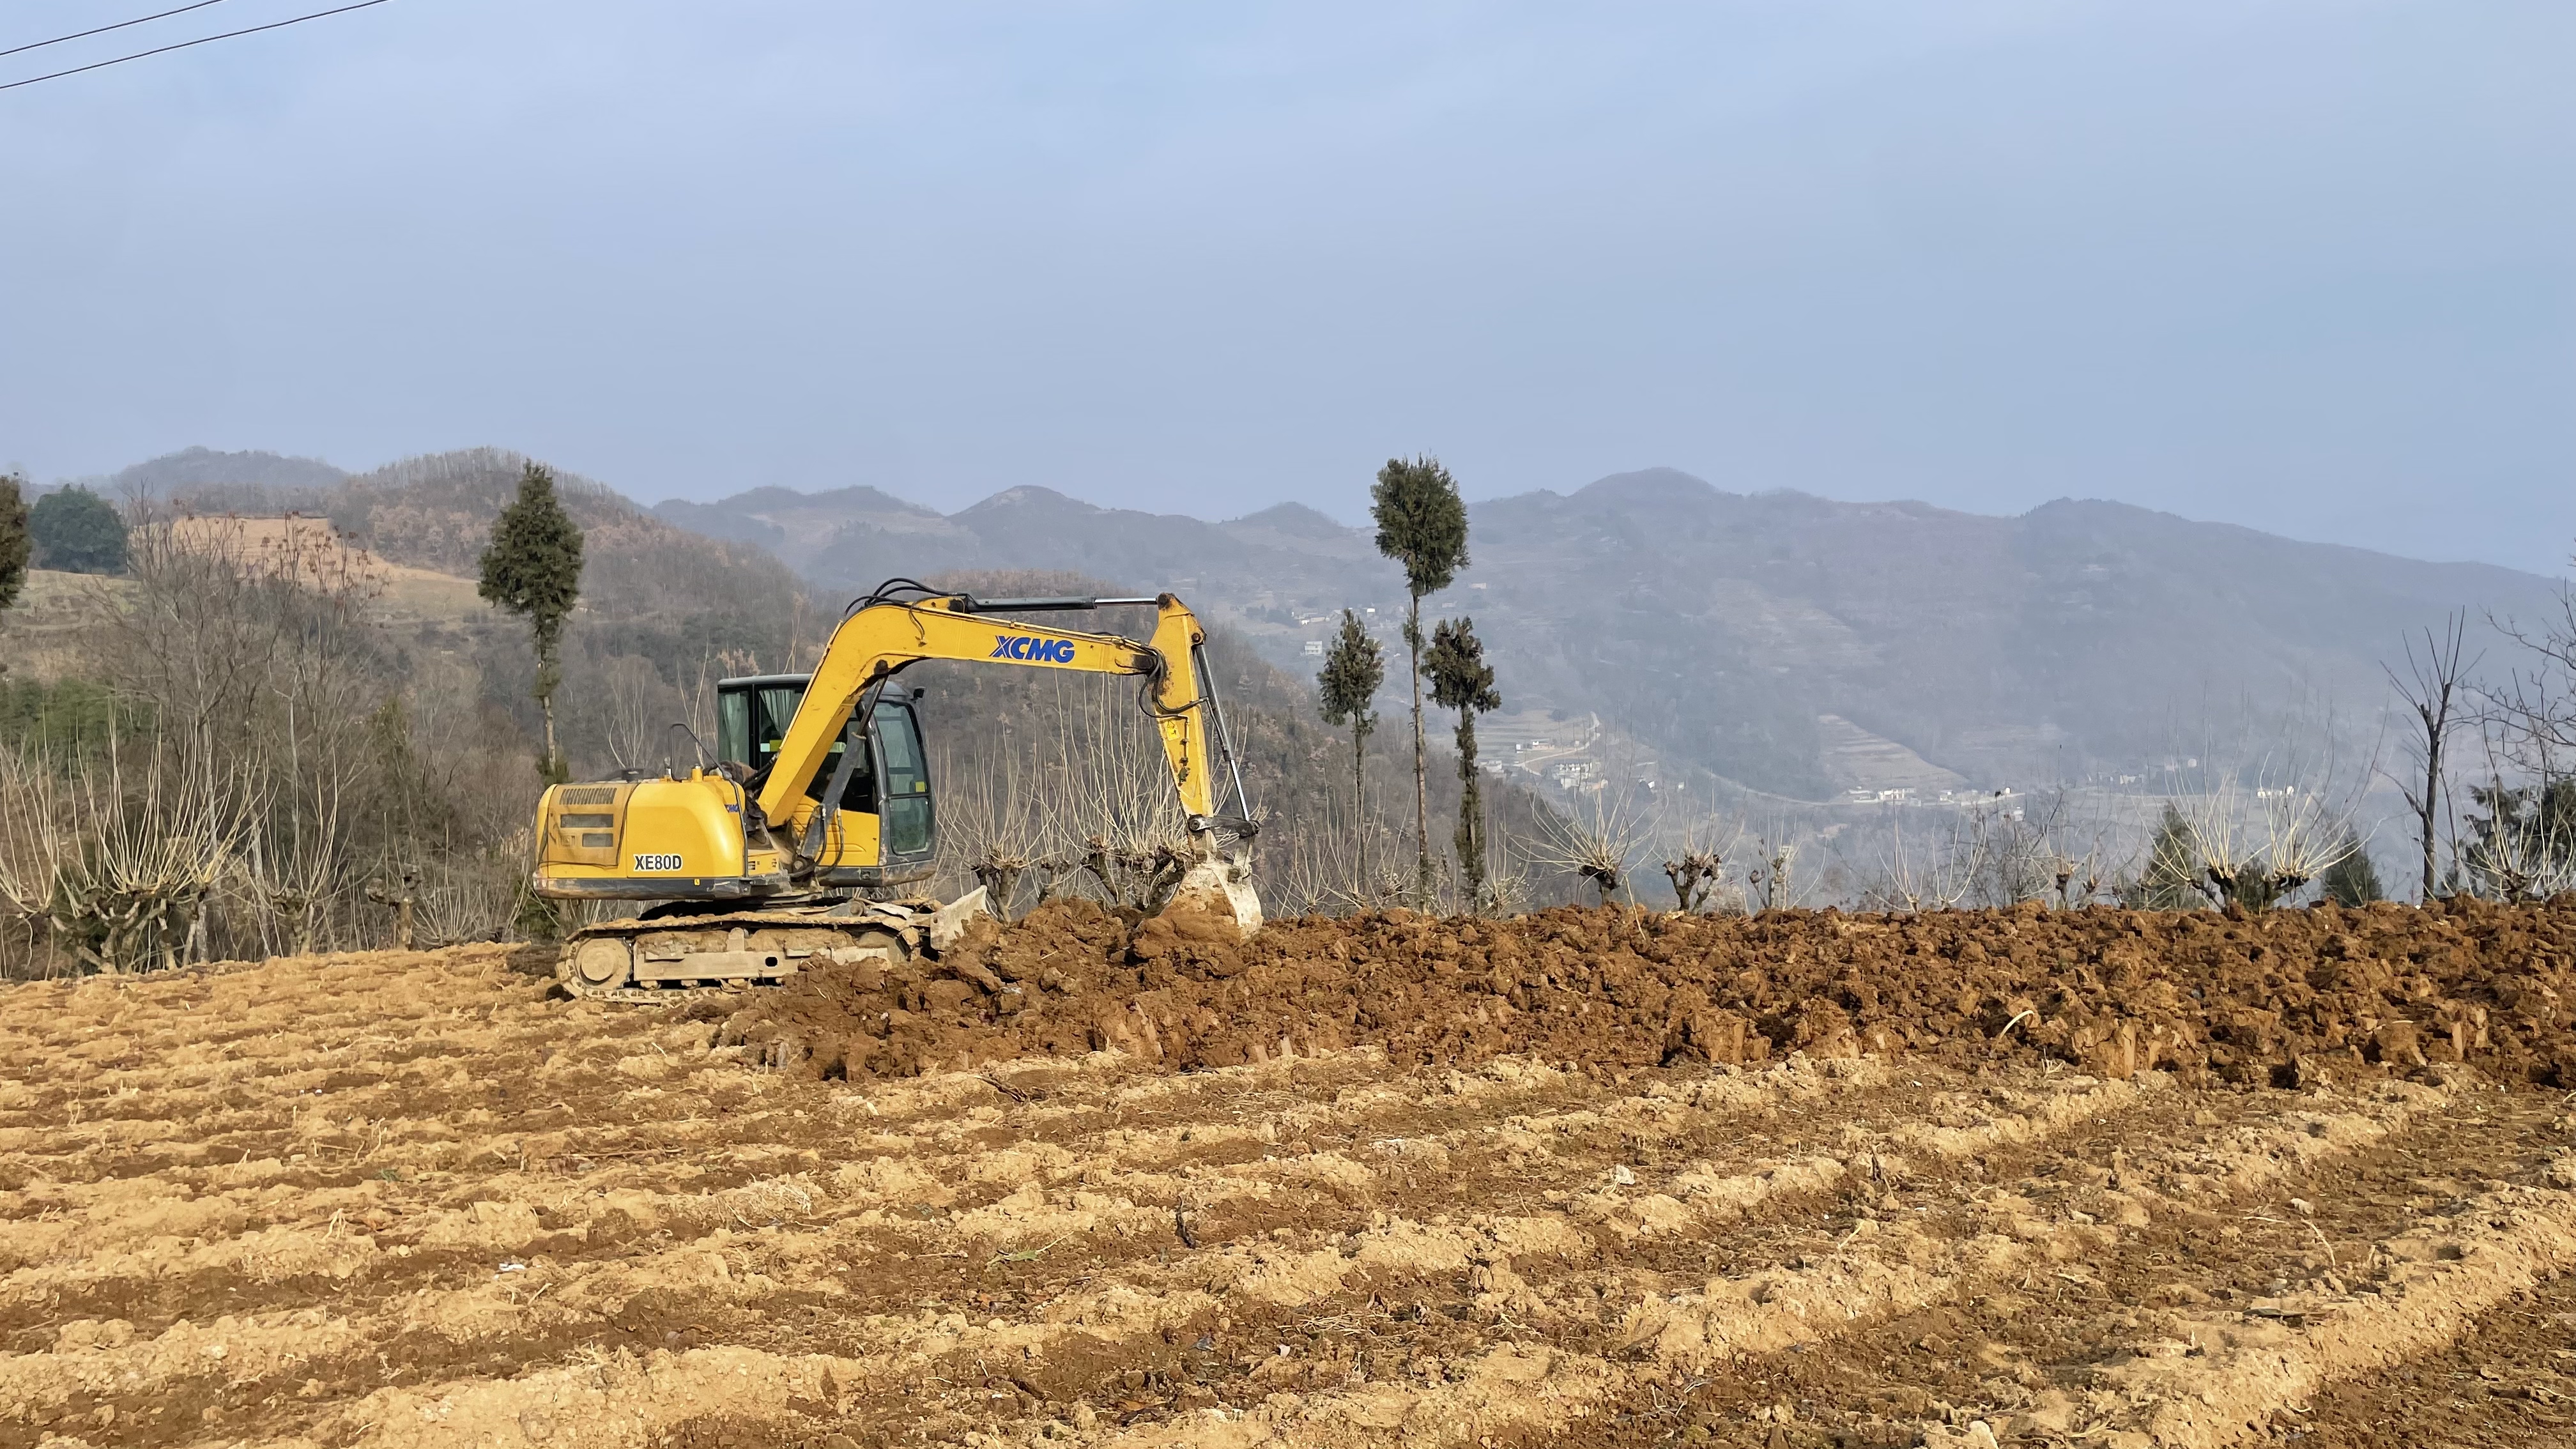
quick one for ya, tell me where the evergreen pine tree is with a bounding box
[1315,609,1385,889]
[2137,802,2203,910]
[477,463,585,781]
[1425,616,1501,912]
[2319,831,2384,906]
[0,472,29,617]
[27,486,127,574]
[1370,455,1469,907]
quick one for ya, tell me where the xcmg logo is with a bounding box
[990,634,1077,663]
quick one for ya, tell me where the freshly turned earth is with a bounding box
[719,896,2576,1090]
[3,900,2573,1448]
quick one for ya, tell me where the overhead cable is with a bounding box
[1,1,231,59]
[0,0,390,93]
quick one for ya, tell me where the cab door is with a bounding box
[871,698,935,868]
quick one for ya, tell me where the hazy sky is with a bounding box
[4,3,2569,571]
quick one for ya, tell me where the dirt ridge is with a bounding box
[717,898,2576,1089]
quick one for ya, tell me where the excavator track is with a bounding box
[556,898,958,1002]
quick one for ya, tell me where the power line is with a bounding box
[2,2,232,61]
[0,0,390,93]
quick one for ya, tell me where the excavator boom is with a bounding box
[755,592,1233,836]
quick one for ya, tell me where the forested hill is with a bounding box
[657,468,2564,801]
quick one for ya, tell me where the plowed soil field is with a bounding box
[5,901,2575,1449]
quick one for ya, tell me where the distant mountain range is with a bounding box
[649,468,2563,800]
[63,448,2562,802]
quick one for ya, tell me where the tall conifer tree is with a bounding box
[1370,456,1469,906]
[1426,616,1501,912]
[1316,609,1385,889]
[478,462,585,781]
[2319,831,2384,906]
[0,473,29,618]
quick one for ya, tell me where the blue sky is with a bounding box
[3,2,2568,571]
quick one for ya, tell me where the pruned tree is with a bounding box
[0,471,29,617]
[1425,615,1501,912]
[1370,455,1469,907]
[2456,718,2576,901]
[1747,838,1800,912]
[2467,574,2576,900]
[477,462,585,781]
[29,486,127,575]
[2384,611,2477,902]
[1662,820,1744,915]
[364,864,420,951]
[932,729,1044,920]
[0,738,260,974]
[412,854,519,947]
[1315,608,1384,893]
[1536,783,1649,908]
[1952,788,2113,909]
[2179,769,2357,910]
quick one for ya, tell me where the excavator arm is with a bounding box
[756,591,1248,846]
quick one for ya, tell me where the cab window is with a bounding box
[717,680,873,811]
[873,700,933,857]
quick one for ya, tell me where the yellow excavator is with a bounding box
[532,582,1260,999]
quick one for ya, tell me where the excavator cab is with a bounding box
[714,673,937,888]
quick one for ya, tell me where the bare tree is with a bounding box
[926,670,1206,915]
[2385,611,2477,901]
[1747,837,1800,912]
[365,864,420,951]
[410,855,519,946]
[1859,813,1982,913]
[597,653,670,775]
[1662,844,1726,914]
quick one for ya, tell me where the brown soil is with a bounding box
[4,901,2574,1449]
[714,896,2576,1089]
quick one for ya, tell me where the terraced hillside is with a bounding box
[2,907,2573,1448]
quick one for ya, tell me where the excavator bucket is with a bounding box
[1165,853,1263,937]
[926,886,995,951]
